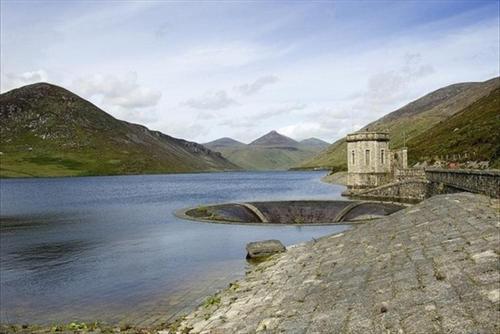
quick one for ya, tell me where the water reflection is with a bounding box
[6,240,94,271]
[0,216,53,231]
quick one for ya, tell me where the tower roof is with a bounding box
[346,131,390,142]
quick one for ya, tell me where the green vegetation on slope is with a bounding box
[214,146,319,170]
[0,83,239,177]
[205,131,327,170]
[300,77,500,170]
[298,138,348,171]
[407,87,500,167]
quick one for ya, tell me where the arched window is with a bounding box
[381,149,385,164]
[365,149,370,165]
[351,150,355,165]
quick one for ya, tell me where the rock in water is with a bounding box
[246,240,286,259]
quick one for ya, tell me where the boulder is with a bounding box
[246,240,286,259]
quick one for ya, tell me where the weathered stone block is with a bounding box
[246,240,286,259]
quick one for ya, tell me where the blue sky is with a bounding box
[1,0,499,143]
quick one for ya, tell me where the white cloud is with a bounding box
[183,90,237,110]
[359,53,435,114]
[219,102,306,129]
[262,102,306,117]
[272,52,436,141]
[279,122,323,139]
[152,118,211,141]
[278,117,359,141]
[1,70,48,92]
[235,75,279,95]
[1,3,498,145]
[217,102,307,132]
[72,72,162,109]
[166,43,269,74]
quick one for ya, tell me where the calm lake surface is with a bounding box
[0,171,348,325]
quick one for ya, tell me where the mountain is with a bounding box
[299,138,330,150]
[249,130,298,148]
[204,137,246,150]
[0,83,239,177]
[205,131,326,170]
[407,87,500,168]
[300,77,500,170]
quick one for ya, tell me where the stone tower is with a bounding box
[346,132,392,190]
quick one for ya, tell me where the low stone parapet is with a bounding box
[425,168,500,198]
[394,168,426,182]
[346,168,499,202]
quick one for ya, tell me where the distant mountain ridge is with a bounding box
[299,138,330,149]
[300,76,500,170]
[203,137,246,150]
[249,130,298,148]
[204,131,329,170]
[0,83,239,177]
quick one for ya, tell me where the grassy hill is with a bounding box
[298,138,330,150]
[300,77,500,170]
[202,137,246,151]
[0,83,239,177]
[204,131,327,170]
[407,87,500,168]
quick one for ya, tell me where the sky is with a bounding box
[1,0,499,144]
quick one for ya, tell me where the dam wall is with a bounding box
[348,168,499,202]
[349,179,430,203]
[172,193,499,333]
[425,168,500,198]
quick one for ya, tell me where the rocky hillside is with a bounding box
[205,131,327,170]
[0,83,239,177]
[300,76,500,170]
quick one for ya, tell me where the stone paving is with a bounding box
[168,193,500,334]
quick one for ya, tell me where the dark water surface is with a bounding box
[0,171,348,324]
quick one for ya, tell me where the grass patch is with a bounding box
[203,295,221,308]
[25,155,84,170]
[408,87,500,165]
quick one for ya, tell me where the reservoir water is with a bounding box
[0,171,349,325]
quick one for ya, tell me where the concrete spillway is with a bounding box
[178,200,405,225]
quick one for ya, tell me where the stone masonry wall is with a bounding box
[394,168,426,182]
[350,179,430,203]
[391,148,408,170]
[425,168,500,198]
[170,193,500,334]
[350,169,499,203]
[346,132,391,189]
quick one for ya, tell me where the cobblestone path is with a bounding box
[170,193,499,334]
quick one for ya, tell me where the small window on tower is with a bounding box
[365,149,370,165]
[351,150,355,165]
[381,149,385,164]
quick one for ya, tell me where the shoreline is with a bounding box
[2,193,498,333]
[166,192,499,333]
[0,169,322,180]
[0,171,341,331]
[320,171,347,186]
